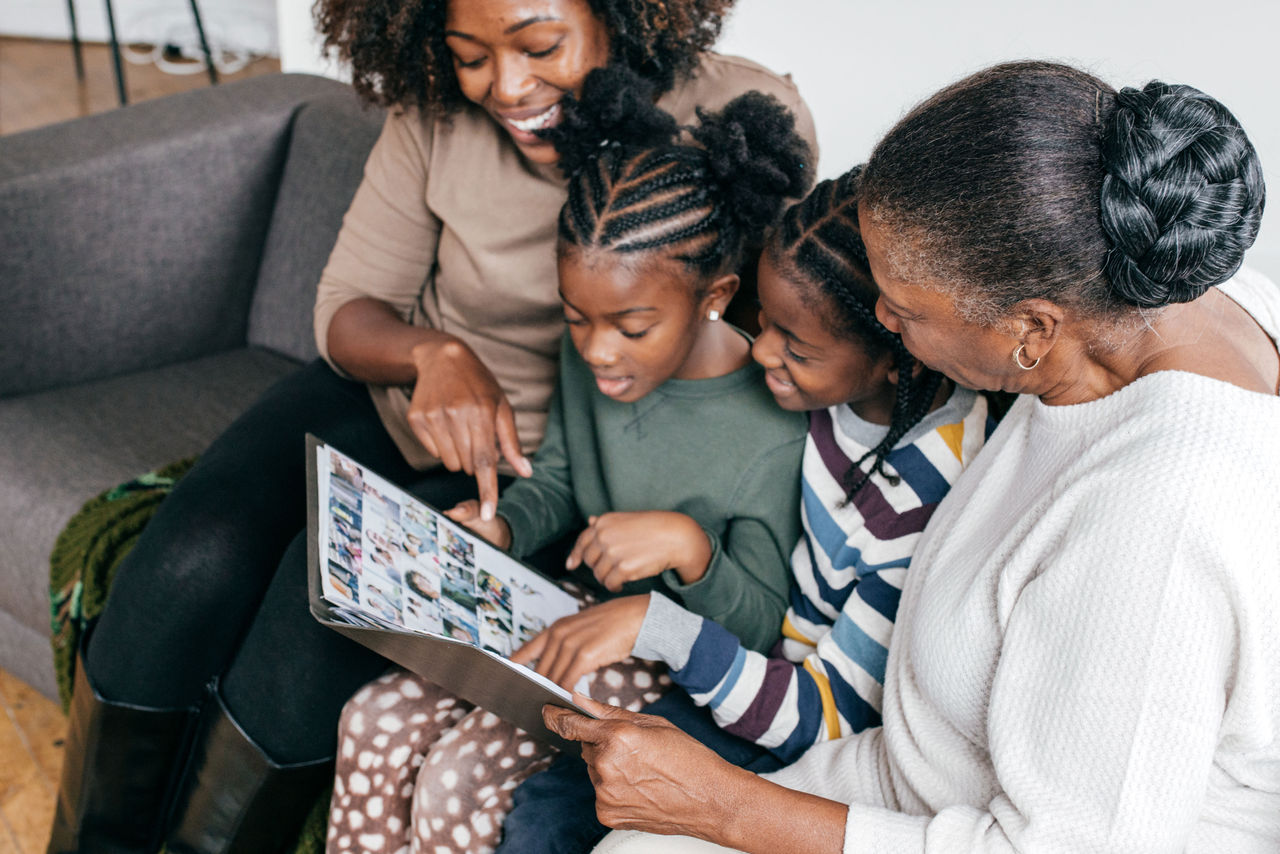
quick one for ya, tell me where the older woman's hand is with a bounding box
[545,696,751,839]
[545,697,849,853]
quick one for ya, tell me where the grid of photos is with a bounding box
[317,445,578,658]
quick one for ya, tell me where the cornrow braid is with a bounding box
[548,65,811,280]
[772,167,944,500]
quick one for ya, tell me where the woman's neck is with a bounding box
[1035,289,1280,405]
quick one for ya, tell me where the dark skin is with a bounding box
[860,211,1280,403]
[326,0,612,521]
[541,213,1279,853]
[545,695,847,852]
[451,249,748,692]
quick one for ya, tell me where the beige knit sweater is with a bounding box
[313,53,817,471]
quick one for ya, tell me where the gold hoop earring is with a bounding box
[1013,344,1040,371]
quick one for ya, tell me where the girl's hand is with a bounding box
[407,336,533,521]
[444,500,512,550]
[567,512,713,591]
[511,596,649,691]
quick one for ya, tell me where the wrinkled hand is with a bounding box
[511,596,649,691]
[567,512,712,591]
[445,500,512,550]
[544,695,751,840]
[406,336,532,520]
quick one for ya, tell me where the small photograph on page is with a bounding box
[441,597,480,644]
[362,483,401,526]
[403,591,444,635]
[441,561,478,614]
[330,450,364,491]
[363,579,403,625]
[327,560,359,604]
[478,571,515,656]
[441,525,476,569]
[328,517,361,575]
[329,493,361,534]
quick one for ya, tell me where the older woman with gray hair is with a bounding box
[543,60,1280,854]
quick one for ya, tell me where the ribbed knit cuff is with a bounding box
[632,592,704,670]
[494,501,536,558]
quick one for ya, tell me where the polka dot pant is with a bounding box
[326,663,670,854]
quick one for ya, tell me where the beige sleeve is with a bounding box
[313,109,442,374]
[782,80,820,175]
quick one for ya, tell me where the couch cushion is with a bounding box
[248,90,385,362]
[0,74,347,398]
[0,347,299,699]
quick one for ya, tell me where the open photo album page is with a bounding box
[316,444,579,659]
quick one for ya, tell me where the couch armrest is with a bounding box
[0,73,352,397]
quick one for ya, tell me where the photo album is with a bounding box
[304,435,594,750]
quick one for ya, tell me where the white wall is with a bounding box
[715,0,1280,281]
[2,0,277,63]
[275,0,1280,281]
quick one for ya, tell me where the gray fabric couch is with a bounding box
[0,73,385,701]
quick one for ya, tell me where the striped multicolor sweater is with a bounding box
[633,386,992,762]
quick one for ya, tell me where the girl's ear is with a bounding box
[701,273,740,319]
[883,354,923,387]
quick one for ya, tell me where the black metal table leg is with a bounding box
[187,0,218,85]
[65,0,85,80]
[102,0,127,104]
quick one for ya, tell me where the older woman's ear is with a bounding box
[1009,298,1065,365]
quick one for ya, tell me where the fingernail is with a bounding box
[481,502,494,521]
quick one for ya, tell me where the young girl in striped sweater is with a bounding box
[497,165,994,853]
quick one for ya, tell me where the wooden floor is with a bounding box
[0,39,282,850]
[0,669,63,854]
[0,35,281,136]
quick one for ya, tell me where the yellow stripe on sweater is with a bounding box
[936,421,965,462]
[803,660,841,740]
[782,615,816,645]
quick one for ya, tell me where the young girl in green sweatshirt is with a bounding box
[325,66,813,854]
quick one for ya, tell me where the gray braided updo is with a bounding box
[1100,81,1265,308]
[859,61,1266,324]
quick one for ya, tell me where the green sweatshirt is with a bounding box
[497,333,806,652]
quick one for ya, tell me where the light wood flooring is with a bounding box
[0,35,281,136]
[0,669,63,854]
[0,38,281,850]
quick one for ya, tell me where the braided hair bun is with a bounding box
[691,92,813,241]
[1100,82,1265,308]
[549,65,812,278]
[542,64,680,178]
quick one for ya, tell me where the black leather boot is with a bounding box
[47,649,199,854]
[163,684,332,854]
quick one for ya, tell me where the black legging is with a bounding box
[86,359,483,763]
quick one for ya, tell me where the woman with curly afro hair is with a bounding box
[49,2,816,853]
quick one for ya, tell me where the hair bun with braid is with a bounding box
[543,64,680,178]
[1100,81,1265,308]
[691,93,813,239]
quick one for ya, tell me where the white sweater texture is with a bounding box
[757,269,1280,853]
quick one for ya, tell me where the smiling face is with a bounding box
[859,208,1025,393]
[558,249,725,403]
[443,0,611,165]
[751,249,897,419]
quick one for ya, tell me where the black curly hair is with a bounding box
[547,64,811,286]
[768,167,945,500]
[315,0,735,112]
